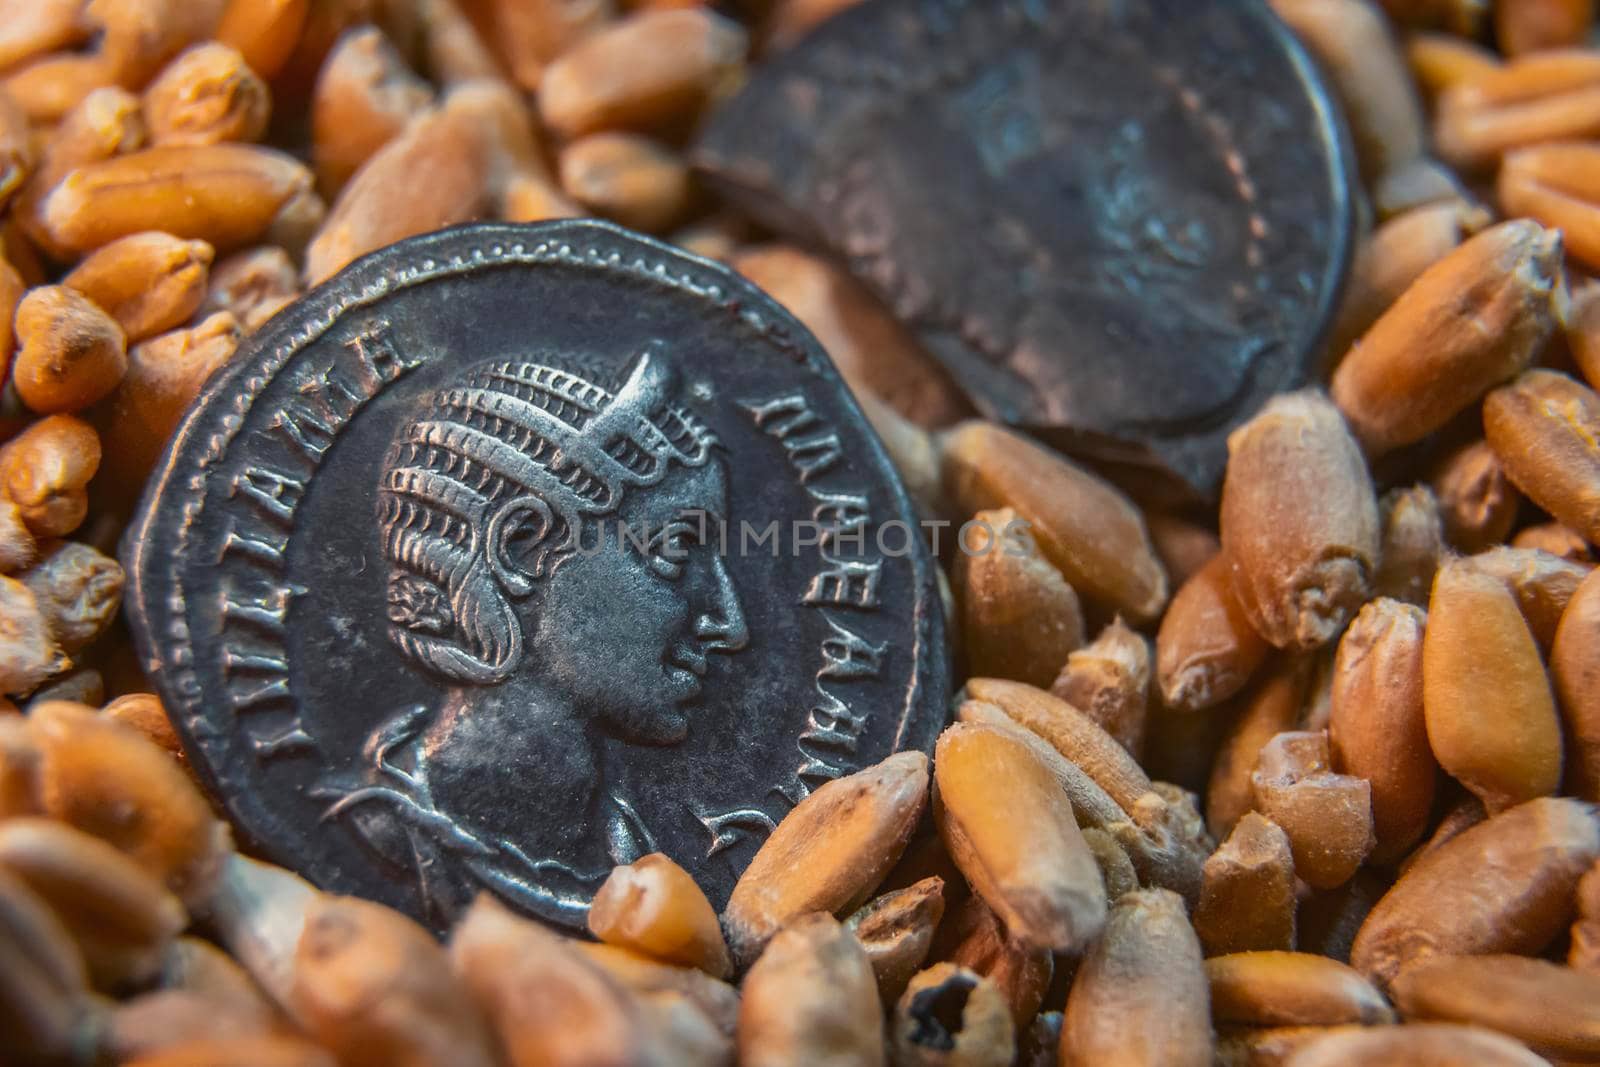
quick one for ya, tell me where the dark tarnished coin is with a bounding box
[694,0,1356,498]
[123,219,948,933]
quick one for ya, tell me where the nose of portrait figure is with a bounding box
[697,552,748,654]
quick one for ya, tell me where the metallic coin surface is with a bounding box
[694,0,1356,498]
[123,220,948,933]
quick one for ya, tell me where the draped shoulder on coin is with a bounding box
[694,0,1357,499]
[123,220,949,932]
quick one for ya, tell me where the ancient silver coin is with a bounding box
[694,0,1357,499]
[123,220,949,932]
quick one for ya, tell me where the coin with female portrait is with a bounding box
[124,220,949,931]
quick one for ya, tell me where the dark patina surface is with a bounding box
[695,0,1356,498]
[122,220,948,933]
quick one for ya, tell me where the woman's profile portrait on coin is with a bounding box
[316,344,751,924]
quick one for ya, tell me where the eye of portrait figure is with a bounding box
[316,343,749,926]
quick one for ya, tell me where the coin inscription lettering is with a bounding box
[124,220,948,932]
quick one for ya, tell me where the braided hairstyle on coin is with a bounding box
[377,344,718,684]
